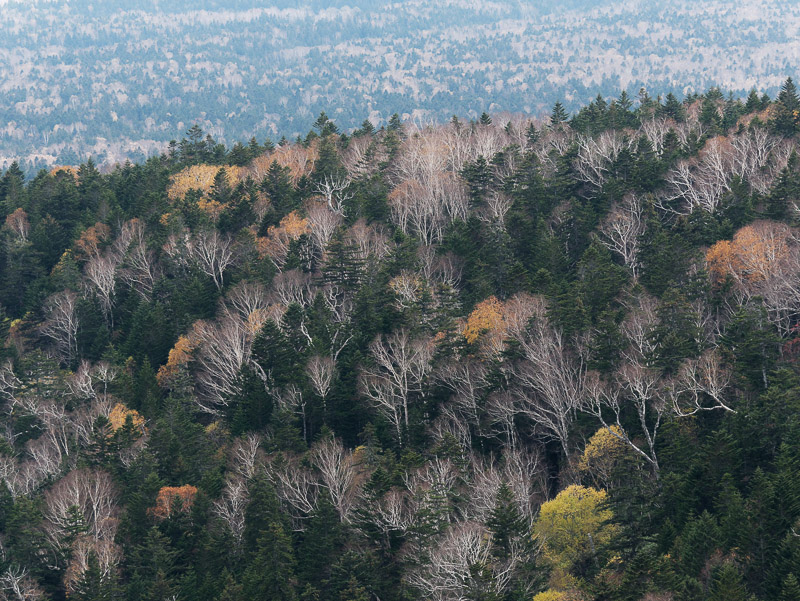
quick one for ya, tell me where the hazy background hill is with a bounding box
[1,0,798,169]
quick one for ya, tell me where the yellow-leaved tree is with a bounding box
[577,426,631,490]
[533,485,617,578]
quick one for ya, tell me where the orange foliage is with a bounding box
[256,210,310,262]
[149,485,198,519]
[156,335,195,386]
[49,165,78,179]
[464,296,506,345]
[75,222,111,259]
[108,403,146,433]
[706,221,792,285]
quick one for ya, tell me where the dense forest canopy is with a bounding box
[0,0,799,169]
[1,83,800,601]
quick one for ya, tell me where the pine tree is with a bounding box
[708,563,750,601]
[487,483,527,559]
[72,551,117,601]
[781,574,800,601]
[243,522,299,601]
[550,101,569,126]
[660,92,685,121]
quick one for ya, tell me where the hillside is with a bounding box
[1,86,800,601]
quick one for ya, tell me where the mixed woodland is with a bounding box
[1,81,800,601]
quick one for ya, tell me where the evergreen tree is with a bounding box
[486,483,527,559]
[708,563,750,601]
[550,101,569,126]
[243,522,299,601]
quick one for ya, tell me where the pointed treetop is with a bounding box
[551,101,569,126]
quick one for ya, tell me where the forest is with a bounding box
[0,81,800,601]
[2,0,798,168]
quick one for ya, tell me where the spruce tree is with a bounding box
[708,563,750,601]
[550,101,568,126]
[243,522,299,601]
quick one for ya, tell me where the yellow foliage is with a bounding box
[578,426,629,487]
[75,222,111,259]
[534,485,617,573]
[281,211,310,238]
[196,198,226,221]
[159,212,172,226]
[533,591,567,601]
[269,141,318,183]
[167,164,245,201]
[108,403,146,433]
[256,210,310,261]
[49,165,78,179]
[157,335,195,386]
[464,296,506,344]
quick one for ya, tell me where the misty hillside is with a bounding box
[0,0,798,168]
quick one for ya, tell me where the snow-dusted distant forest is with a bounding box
[0,0,798,168]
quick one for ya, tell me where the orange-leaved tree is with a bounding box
[706,220,793,285]
[149,485,198,520]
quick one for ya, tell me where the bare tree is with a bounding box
[270,269,315,309]
[223,281,269,323]
[265,454,319,528]
[43,469,119,558]
[346,219,391,263]
[0,566,45,601]
[314,175,353,216]
[231,433,262,480]
[574,131,626,190]
[84,254,117,327]
[3,208,30,245]
[406,522,496,601]
[662,136,733,214]
[599,193,646,278]
[192,316,252,414]
[41,290,79,365]
[639,117,672,156]
[213,476,249,547]
[670,349,734,415]
[188,230,235,291]
[508,298,585,457]
[584,362,666,475]
[359,330,434,445]
[118,220,157,300]
[305,200,343,259]
[436,358,489,440]
[306,355,335,416]
[274,385,309,443]
[311,436,365,522]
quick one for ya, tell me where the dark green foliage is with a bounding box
[243,523,299,601]
[4,90,800,601]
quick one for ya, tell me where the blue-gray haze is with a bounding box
[0,0,797,167]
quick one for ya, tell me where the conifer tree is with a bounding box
[243,522,299,601]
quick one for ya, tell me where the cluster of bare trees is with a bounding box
[662,131,795,215]
[0,359,146,499]
[43,469,121,592]
[164,228,235,291]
